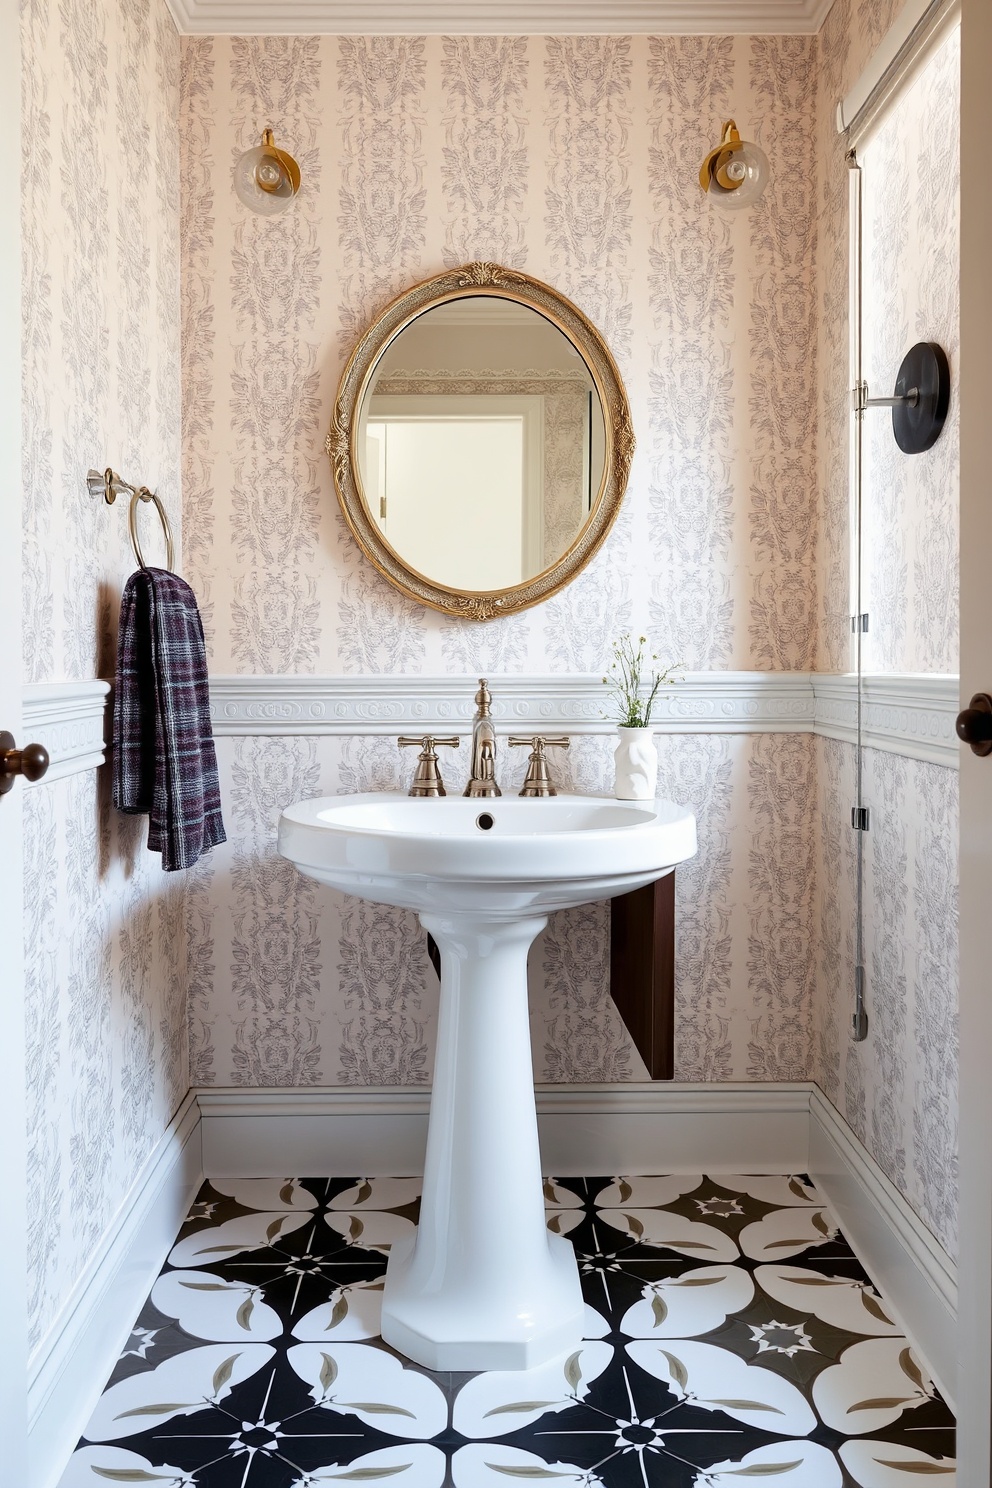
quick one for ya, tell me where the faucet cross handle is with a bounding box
[508,735,570,797]
[398,735,460,797]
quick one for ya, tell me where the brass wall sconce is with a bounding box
[233,128,301,216]
[698,120,770,210]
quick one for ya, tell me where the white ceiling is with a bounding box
[165,0,837,36]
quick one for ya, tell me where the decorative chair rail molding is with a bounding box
[206,672,962,766]
[812,672,960,768]
[22,679,110,784]
[22,672,962,780]
[163,0,835,38]
[206,671,818,737]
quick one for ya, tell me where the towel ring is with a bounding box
[128,486,175,571]
[87,466,175,572]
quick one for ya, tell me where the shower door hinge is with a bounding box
[851,612,869,633]
[851,806,870,831]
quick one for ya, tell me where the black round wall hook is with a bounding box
[892,341,950,454]
[862,341,950,453]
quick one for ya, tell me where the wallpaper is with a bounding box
[21,0,183,1355]
[175,21,958,1265]
[175,32,822,1092]
[814,739,959,1258]
[19,0,962,1381]
[815,0,906,673]
[861,26,959,675]
[811,8,960,1257]
[179,33,820,678]
[187,730,816,1089]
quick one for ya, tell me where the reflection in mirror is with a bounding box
[357,296,607,592]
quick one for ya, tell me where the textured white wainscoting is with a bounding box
[28,1093,202,1488]
[204,672,962,768]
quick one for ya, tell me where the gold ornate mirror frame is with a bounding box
[327,263,635,621]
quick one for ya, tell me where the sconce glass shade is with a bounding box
[233,128,301,216]
[699,121,770,211]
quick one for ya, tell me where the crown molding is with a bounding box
[164,0,836,37]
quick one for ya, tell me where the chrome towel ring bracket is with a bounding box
[87,466,175,572]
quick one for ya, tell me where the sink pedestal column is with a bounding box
[380,911,584,1372]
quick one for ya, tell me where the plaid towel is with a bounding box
[113,567,226,872]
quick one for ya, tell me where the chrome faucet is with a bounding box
[464,679,501,798]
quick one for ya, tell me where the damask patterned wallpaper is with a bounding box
[21,0,183,1354]
[814,739,959,1257]
[180,33,819,677]
[19,0,961,1377]
[187,730,817,1090]
[861,28,959,675]
[178,33,823,1100]
[812,9,960,1257]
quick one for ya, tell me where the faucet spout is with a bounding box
[464,679,501,798]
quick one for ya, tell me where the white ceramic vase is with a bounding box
[614,726,658,800]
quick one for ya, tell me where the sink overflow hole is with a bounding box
[476,812,495,831]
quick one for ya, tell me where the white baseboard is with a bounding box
[808,1087,957,1411]
[32,1081,958,1488]
[28,1092,202,1488]
[195,1081,814,1178]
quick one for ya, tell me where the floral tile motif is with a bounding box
[60,1174,955,1486]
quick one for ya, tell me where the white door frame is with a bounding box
[956,0,992,1475]
[0,0,26,1475]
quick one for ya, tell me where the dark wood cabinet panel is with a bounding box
[608,871,675,1080]
[425,869,676,1081]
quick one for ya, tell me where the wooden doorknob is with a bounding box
[955,694,992,756]
[0,730,50,796]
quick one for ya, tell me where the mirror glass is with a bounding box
[356,296,607,592]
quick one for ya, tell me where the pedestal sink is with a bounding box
[278,791,696,1372]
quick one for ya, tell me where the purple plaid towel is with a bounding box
[113,567,226,872]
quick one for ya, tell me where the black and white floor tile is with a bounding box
[60,1174,956,1486]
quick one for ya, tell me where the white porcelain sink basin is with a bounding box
[278,790,696,1373]
[279,791,697,915]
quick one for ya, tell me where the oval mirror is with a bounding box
[328,264,634,620]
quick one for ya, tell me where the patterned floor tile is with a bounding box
[59,1174,956,1487]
